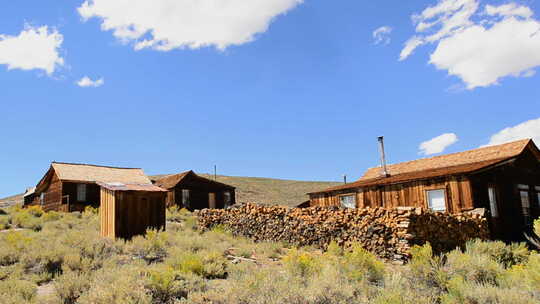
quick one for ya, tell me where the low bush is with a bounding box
[0,278,37,303]
[283,248,322,278]
[53,271,92,304]
[445,248,504,285]
[342,244,385,284]
[465,239,529,268]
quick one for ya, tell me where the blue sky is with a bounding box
[1,0,540,197]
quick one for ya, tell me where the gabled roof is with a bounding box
[97,182,167,192]
[310,139,537,194]
[153,170,235,190]
[44,162,151,185]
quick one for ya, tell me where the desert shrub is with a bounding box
[0,216,10,230]
[53,271,92,304]
[63,253,93,273]
[200,251,228,279]
[10,211,42,231]
[83,206,98,215]
[43,211,62,222]
[408,243,447,289]
[465,239,529,268]
[342,244,385,284]
[146,266,192,303]
[441,276,536,304]
[283,248,322,278]
[503,253,540,297]
[326,240,343,256]
[0,231,34,265]
[0,278,37,302]
[534,218,540,238]
[127,230,169,262]
[167,251,204,276]
[26,206,44,217]
[445,249,504,286]
[20,247,64,283]
[77,267,151,304]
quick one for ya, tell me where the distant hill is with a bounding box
[0,193,23,208]
[151,174,341,207]
[1,175,341,208]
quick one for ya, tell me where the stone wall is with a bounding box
[196,204,489,262]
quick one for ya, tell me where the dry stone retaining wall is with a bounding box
[196,204,489,262]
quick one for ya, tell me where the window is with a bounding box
[340,195,356,209]
[77,184,87,201]
[536,186,540,208]
[488,187,499,218]
[518,184,530,190]
[223,191,232,208]
[427,189,446,212]
[40,193,45,205]
[520,189,531,224]
[182,189,190,208]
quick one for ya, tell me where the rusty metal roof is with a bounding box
[97,182,167,192]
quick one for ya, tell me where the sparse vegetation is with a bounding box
[0,206,538,303]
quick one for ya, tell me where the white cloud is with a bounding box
[78,0,303,51]
[0,25,64,75]
[77,76,104,87]
[373,26,393,45]
[401,0,540,89]
[486,118,540,146]
[419,133,459,155]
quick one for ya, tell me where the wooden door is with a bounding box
[209,193,216,209]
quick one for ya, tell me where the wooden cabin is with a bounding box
[23,187,36,205]
[152,170,236,211]
[27,162,153,212]
[99,182,167,239]
[308,139,540,241]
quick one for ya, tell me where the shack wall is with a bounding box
[310,175,474,213]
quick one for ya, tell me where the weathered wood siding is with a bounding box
[166,175,235,211]
[31,172,63,212]
[100,188,116,238]
[101,189,166,239]
[310,175,474,213]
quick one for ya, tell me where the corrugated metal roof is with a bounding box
[97,182,167,192]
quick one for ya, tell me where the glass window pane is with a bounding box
[427,189,446,212]
[518,184,530,190]
[535,186,540,191]
[488,187,498,218]
[340,195,356,209]
[77,184,87,201]
[520,190,531,224]
[182,189,190,207]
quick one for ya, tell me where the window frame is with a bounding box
[487,186,499,218]
[339,193,356,209]
[426,188,447,212]
[181,189,190,208]
[223,191,232,208]
[77,184,87,202]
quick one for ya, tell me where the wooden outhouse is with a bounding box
[152,170,236,211]
[308,139,540,241]
[26,162,153,212]
[99,182,167,239]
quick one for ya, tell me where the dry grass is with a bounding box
[0,206,538,304]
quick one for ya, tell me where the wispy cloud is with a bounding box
[419,133,458,155]
[0,25,64,75]
[77,76,104,88]
[373,26,393,45]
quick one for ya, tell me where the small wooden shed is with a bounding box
[98,182,167,239]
